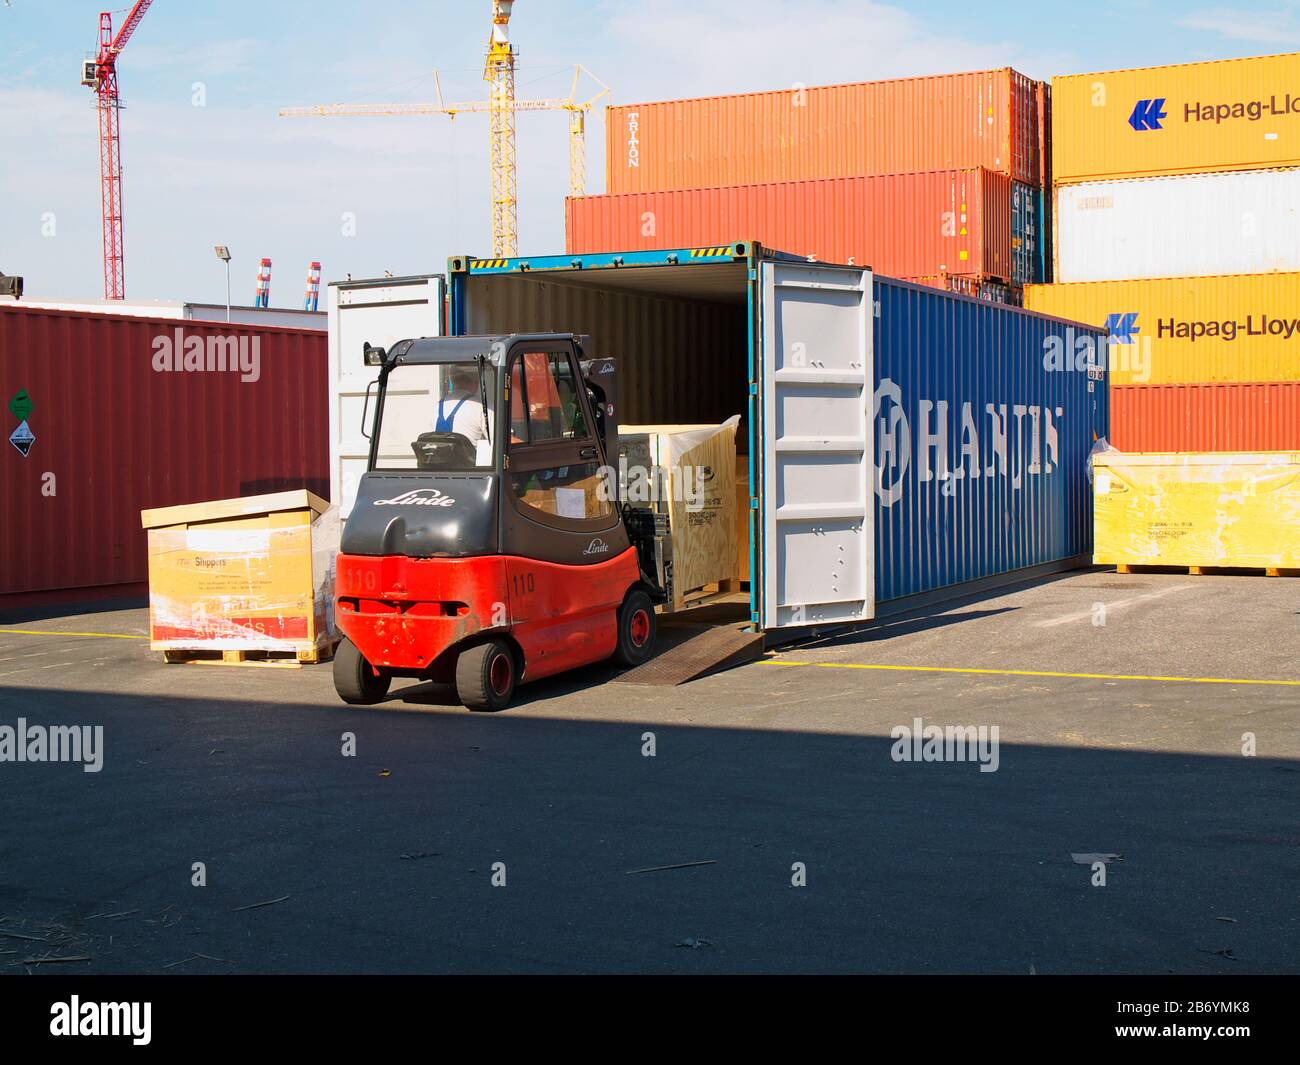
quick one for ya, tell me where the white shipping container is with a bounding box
[1055,169,1300,282]
[327,275,444,517]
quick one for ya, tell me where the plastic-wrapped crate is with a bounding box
[141,489,339,664]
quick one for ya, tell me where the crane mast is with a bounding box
[81,0,154,300]
[279,2,609,259]
[485,0,518,257]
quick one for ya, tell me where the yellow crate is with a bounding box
[1023,272,1300,385]
[1053,52,1300,184]
[140,489,335,653]
[1093,451,1300,569]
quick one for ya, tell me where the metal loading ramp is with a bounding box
[613,601,764,687]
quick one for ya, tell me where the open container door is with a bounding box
[758,261,873,630]
[327,274,445,518]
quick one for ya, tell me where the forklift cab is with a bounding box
[333,333,655,711]
[343,333,626,564]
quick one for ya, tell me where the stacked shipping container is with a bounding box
[567,169,1037,285]
[1026,51,1300,452]
[571,68,1052,295]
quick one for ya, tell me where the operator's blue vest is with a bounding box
[435,395,469,433]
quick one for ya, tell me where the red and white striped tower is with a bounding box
[304,261,322,311]
[255,258,272,309]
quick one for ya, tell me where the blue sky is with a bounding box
[2,0,1297,303]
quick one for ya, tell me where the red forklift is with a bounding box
[332,333,662,710]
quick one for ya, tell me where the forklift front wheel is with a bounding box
[456,639,517,712]
[333,637,392,705]
[613,588,656,668]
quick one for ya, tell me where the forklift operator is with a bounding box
[435,363,495,446]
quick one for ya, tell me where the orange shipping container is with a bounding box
[568,169,1024,283]
[1110,382,1300,453]
[607,68,1042,194]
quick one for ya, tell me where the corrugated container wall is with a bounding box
[1111,382,1300,452]
[1055,169,1300,282]
[608,68,1041,194]
[568,169,1038,284]
[870,276,1105,604]
[0,307,328,605]
[1052,51,1300,184]
[1022,272,1300,385]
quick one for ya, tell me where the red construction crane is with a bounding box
[80,1,154,300]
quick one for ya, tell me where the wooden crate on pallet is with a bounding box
[1094,451,1300,572]
[619,418,740,612]
[141,490,338,665]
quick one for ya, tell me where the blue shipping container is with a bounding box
[448,242,1107,633]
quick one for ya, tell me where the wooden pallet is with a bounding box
[1115,564,1298,578]
[162,640,338,668]
[670,578,746,613]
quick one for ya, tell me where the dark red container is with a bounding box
[568,169,1026,283]
[0,306,328,607]
[1110,382,1300,453]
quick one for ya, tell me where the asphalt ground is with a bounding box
[0,569,1296,974]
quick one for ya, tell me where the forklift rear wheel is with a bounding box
[333,637,392,705]
[613,588,656,667]
[456,639,517,711]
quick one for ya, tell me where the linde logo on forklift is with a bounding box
[874,378,1065,506]
[372,488,457,507]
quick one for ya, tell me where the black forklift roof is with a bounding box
[392,333,581,366]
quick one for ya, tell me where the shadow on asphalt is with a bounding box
[0,596,148,626]
[1,683,1296,975]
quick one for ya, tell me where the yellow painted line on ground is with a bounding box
[0,628,147,641]
[759,659,1300,687]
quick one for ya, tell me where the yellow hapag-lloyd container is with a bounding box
[1093,451,1300,571]
[1022,272,1300,385]
[1053,51,1300,183]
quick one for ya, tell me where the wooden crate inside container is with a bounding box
[619,420,739,610]
[140,489,336,665]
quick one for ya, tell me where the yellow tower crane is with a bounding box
[278,0,608,258]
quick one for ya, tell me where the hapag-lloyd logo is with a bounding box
[874,379,1065,507]
[373,488,456,507]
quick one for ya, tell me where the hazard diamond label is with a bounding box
[9,420,34,457]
